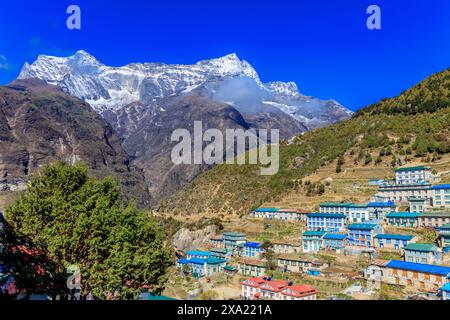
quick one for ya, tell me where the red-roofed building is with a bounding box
[241,276,317,300]
[281,285,317,300]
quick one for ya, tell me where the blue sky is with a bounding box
[0,0,449,111]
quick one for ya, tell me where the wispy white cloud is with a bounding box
[0,55,10,70]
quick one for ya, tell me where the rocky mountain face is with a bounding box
[19,51,351,129]
[18,51,352,202]
[0,79,150,206]
[172,225,218,252]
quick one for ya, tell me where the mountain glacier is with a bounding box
[18,50,352,127]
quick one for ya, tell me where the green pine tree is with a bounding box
[3,162,172,300]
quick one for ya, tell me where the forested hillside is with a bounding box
[160,69,450,218]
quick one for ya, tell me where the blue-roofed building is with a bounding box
[302,230,326,253]
[306,213,346,232]
[204,258,227,276]
[178,257,227,278]
[373,234,416,250]
[250,207,279,219]
[365,259,450,292]
[244,242,264,258]
[386,211,422,228]
[323,233,347,252]
[439,283,450,300]
[319,203,370,223]
[431,184,450,209]
[186,250,211,260]
[187,257,206,277]
[347,223,383,248]
[177,258,190,269]
[367,201,397,220]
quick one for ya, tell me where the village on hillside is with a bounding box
[166,165,450,300]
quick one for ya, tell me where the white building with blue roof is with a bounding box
[347,223,383,248]
[306,213,346,232]
[244,242,264,258]
[366,201,397,220]
[373,233,417,250]
[439,283,450,300]
[323,233,347,252]
[431,184,450,209]
[177,257,227,278]
[365,259,450,292]
[186,250,212,260]
[319,203,370,223]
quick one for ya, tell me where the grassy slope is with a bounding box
[160,69,450,219]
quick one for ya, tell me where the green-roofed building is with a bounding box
[377,166,432,203]
[386,211,422,228]
[437,224,450,251]
[141,292,177,300]
[223,231,246,252]
[418,211,450,228]
[302,230,326,253]
[223,265,237,275]
[403,243,442,265]
[395,166,432,185]
[211,248,230,259]
[408,197,429,213]
[395,165,431,172]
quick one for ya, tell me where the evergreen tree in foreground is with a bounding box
[4,162,172,300]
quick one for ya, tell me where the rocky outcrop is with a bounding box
[172,225,218,252]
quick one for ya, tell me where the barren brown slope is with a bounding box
[0,79,150,207]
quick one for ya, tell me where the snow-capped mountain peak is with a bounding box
[266,81,300,96]
[18,50,352,127]
[196,53,260,82]
[71,50,102,65]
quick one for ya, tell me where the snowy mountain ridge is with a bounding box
[18,50,352,125]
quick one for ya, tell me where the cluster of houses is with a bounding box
[375,166,450,210]
[175,166,450,299]
[241,276,317,300]
[244,165,450,299]
[176,231,326,281]
[176,232,263,278]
